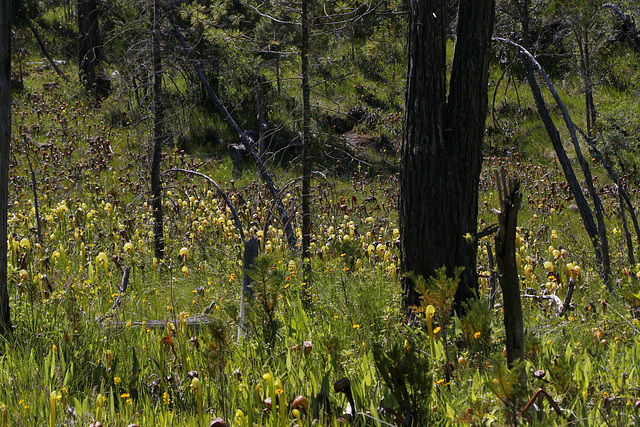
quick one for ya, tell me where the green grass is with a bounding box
[4,9,640,425]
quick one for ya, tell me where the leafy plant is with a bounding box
[461,295,493,356]
[486,356,528,423]
[246,254,287,347]
[372,325,432,426]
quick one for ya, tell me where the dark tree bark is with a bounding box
[300,0,312,303]
[78,0,102,90]
[620,183,635,266]
[575,126,640,261]
[26,156,42,244]
[517,45,612,289]
[0,0,12,336]
[575,29,596,138]
[400,0,495,310]
[494,172,525,384]
[151,0,165,260]
[498,13,613,289]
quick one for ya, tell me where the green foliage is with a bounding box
[6,1,640,425]
[486,357,528,421]
[245,254,287,346]
[333,237,361,272]
[372,326,432,425]
[461,296,493,355]
[411,267,460,328]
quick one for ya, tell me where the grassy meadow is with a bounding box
[3,10,640,426]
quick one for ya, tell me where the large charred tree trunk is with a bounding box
[151,0,165,260]
[0,0,12,336]
[78,0,102,91]
[400,0,495,310]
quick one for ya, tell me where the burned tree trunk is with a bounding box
[78,0,102,91]
[400,0,495,311]
[300,0,312,303]
[494,172,525,383]
[496,35,613,290]
[0,0,12,336]
[150,0,165,260]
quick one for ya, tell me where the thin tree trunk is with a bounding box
[486,241,497,310]
[238,237,259,340]
[300,0,312,303]
[26,156,43,244]
[497,35,613,290]
[494,172,525,379]
[151,0,165,259]
[257,83,267,163]
[620,187,634,266]
[0,0,13,336]
[583,32,596,137]
[575,125,640,248]
[77,0,101,90]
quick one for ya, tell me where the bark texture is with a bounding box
[151,0,165,259]
[78,0,102,90]
[0,0,12,335]
[494,173,525,380]
[300,0,312,302]
[400,0,495,309]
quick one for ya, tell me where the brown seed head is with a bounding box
[209,418,228,427]
[334,377,351,393]
[292,395,309,412]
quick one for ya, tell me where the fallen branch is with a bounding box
[559,278,576,317]
[112,315,215,332]
[494,37,612,291]
[523,292,572,317]
[25,15,69,81]
[163,168,245,240]
[171,19,297,253]
[603,301,640,335]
